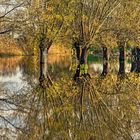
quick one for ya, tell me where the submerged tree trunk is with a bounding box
[136,48,140,72]
[73,64,80,82]
[39,58,45,81]
[39,36,46,84]
[131,48,137,72]
[101,46,108,76]
[39,37,53,88]
[118,44,125,76]
[73,44,90,81]
[39,50,47,88]
[131,47,140,73]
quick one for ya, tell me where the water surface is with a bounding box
[0,55,139,140]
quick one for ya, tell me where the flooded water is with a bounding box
[0,55,71,92]
[0,55,132,92]
[0,55,140,140]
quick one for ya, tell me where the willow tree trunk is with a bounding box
[118,45,125,75]
[74,41,80,60]
[101,47,108,76]
[73,64,80,82]
[131,47,140,72]
[73,41,87,63]
[136,48,140,72]
[80,47,87,64]
[39,35,46,82]
[131,48,137,72]
[73,45,88,82]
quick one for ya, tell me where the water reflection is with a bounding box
[0,55,71,92]
[0,55,140,140]
[11,72,140,139]
[0,55,132,92]
[0,57,23,76]
[0,57,28,92]
[89,61,131,74]
[0,67,27,92]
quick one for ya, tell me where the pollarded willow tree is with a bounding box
[124,0,140,73]
[29,0,61,82]
[65,0,122,79]
[67,0,140,79]
[113,0,140,74]
[13,0,71,82]
[93,0,140,76]
[6,0,70,55]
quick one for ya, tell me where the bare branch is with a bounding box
[0,2,25,19]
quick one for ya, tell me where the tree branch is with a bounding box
[0,29,12,34]
[0,2,25,19]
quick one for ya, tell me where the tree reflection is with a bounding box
[14,66,139,139]
[0,53,140,140]
[131,47,140,73]
[101,47,108,77]
[0,57,23,76]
